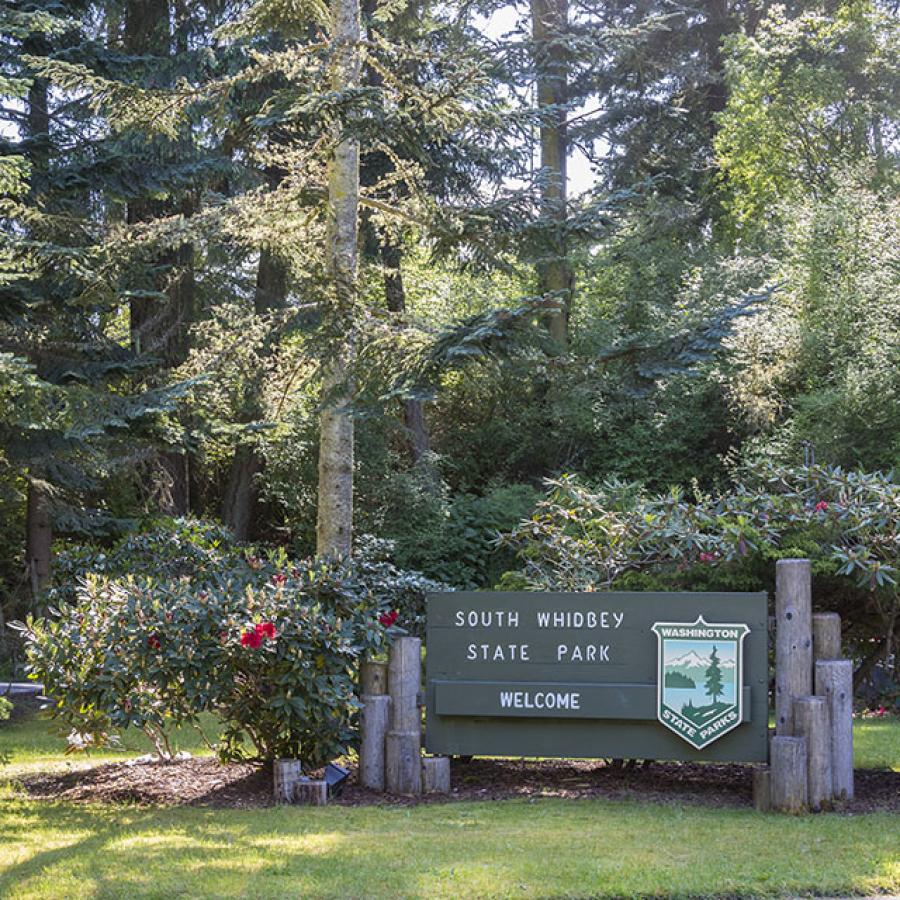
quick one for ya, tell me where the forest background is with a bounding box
[1,0,897,680]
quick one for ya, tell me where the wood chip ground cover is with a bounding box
[17,756,900,813]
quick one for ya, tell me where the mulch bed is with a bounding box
[15,756,900,814]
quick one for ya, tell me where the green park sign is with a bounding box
[425,591,769,762]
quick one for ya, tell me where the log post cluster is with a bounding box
[359,636,451,797]
[754,559,855,814]
[273,636,451,804]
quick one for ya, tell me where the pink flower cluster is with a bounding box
[241,621,277,649]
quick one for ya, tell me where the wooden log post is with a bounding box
[753,766,771,813]
[775,559,813,735]
[813,613,842,662]
[422,756,451,794]
[361,660,388,696]
[385,636,422,795]
[359,660,390,791]
[815,659,854,802]
[359,694,390,791]
[294,780,328,806]
[794,696,832,812]
[770,735,808,813]
[273,759,304,804]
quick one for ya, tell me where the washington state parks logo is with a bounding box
[651,617,750,750]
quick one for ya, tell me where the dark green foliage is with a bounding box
[0,0,896,712]
[46,518,244,607]
[376,483,540,590]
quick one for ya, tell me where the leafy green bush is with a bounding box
[0,695,10,723]
[504,462,897,589]
[17,531,445,766]
[502,462,899,685]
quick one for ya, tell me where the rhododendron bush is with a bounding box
[502,463,899,702]
[16,551,443,767]
[503,463,898,592]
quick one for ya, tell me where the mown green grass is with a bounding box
[852,716,900,771]
[1,713,898,898]
[0,792,897,899]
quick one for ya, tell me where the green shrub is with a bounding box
[0,696,10,723]
[502,462,899,680]
[17,539,445,767]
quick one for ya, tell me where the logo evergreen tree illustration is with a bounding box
[704,645,723,703]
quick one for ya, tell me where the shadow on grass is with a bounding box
[1,798,899,899]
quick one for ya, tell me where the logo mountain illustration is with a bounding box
[665,649,736,676]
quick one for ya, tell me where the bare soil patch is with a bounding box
[16,756,900,814]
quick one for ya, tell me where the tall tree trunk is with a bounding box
[124,0,196,516]
[222,245,288,540]
[25,483,53,601]
[381,241,436,480]
[23,34,53,600]
[531,0,572,347]
[316,0,362,557]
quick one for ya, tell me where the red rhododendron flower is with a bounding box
[699,551,716,564]
[379,610,399,628]
[241,629,262,649]
[147,633,161,650]
[815,500,829,513]
[255,621,277,640]
[272,573,287,586]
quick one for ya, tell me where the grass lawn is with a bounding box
[0,712,219,774]
[1,714,898,899]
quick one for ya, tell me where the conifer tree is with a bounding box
[0,2,200,602]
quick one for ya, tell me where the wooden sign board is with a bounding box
[425,591,769,762]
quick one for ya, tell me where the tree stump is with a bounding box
[815,659,854,801]
[388,637,421,732]
[386,730,422,795]
[386,637,422,795]
[422,756,451,794]
[794,695,832,812]
[361,660,388,696]
[770,735,808,813]
[294,780,328,806]
[775,559,813,735]
[753,766,771,813]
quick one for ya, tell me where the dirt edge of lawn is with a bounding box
[12,756,900,814]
